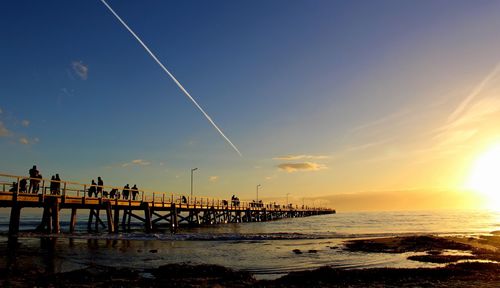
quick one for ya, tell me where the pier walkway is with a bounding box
[0,173,335,236]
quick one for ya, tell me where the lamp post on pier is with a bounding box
[190,167,198,200]
[286,193,291,207]
[256,184,261,202]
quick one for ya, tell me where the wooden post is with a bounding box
[51,198,60,233]
[70,208,77,233]
[8,205,21,237]
[113,206,120,233]
[95,209,100,232]
[127,208,132,230]
[88,209,94,232]
[170,203,178,233]
[143,203,152,233]
[105,202,114,233]
[37,203,52,233]
[121,209,127,230]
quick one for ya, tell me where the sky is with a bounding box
[2,1,500,211]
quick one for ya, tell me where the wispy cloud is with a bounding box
[209,176,219,182]
[344,138,394,153]
[19,137,29,145]
[0,122,10,137]
[350,109,411,134]
[21,120,30,127]
[273,154,329,161]
[72,61,89,80]
[121,159,151,167]
[277,162,327,173]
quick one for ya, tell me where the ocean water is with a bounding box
[1,209,499,279]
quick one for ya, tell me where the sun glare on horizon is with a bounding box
[466,144,500,208]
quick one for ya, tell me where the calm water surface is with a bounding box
[1,209,499,279]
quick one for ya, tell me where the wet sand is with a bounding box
[3,234,500,287]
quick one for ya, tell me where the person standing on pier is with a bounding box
[28,165,39,193]
[97,177,103,197]
[34,172,42,194]
[55,174,61,195]
[88,180,97,197]
[131,184,139,200]
[50,176,57,195]
[122,184,130,200]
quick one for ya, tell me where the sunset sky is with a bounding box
[2,1,500,211]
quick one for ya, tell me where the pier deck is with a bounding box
[0,173,335,236]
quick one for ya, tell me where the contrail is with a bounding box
[100,0,242,156]
[447,61,500,123]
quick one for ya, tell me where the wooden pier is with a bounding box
[0,173,335,236]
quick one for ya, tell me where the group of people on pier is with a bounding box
[5,165,308,210]
[86,177,140,200]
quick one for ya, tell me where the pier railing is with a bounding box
[0,173,325,211]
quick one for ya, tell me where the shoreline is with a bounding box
[3,233,500,286]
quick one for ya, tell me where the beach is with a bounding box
[3,234,500,287]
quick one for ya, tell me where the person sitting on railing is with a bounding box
[109,188,118,199]
[122,184,130,200]
[19,178,27,193]
[88,180,97,197]
[131,184,139,200]
[97,177,103,197]
[28,165,39,193]
[222,199,228,207]
[9,181,18,192]
[181,196,187,204]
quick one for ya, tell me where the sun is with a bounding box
[465,144,500,206]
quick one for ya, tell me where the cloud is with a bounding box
[273,154,329,161]
[72,61,89,80]
[277,162,327,173]
[19,137,29,145]
[209,176,219,182]
[350,109,411,134]
[21,120,30,127]
[0,122,9,137]
[121,159,151,167]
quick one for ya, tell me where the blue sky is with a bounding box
[2,1,500,210]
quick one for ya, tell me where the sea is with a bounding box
[1,209,499,279]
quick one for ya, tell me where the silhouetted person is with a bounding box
[55,174,61,195]
[88,180,97,197]
[50,176,57,195]
[28,165,39,193]
[97,177,103,197]
[131,184,139,200]
[109,189,118,199]
[34,173,42,194]
[9,182,18,192]
[182,196,187,203]
[122,184,130,200]
[19,178,27,193]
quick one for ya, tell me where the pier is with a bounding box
[0,173,335,236]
